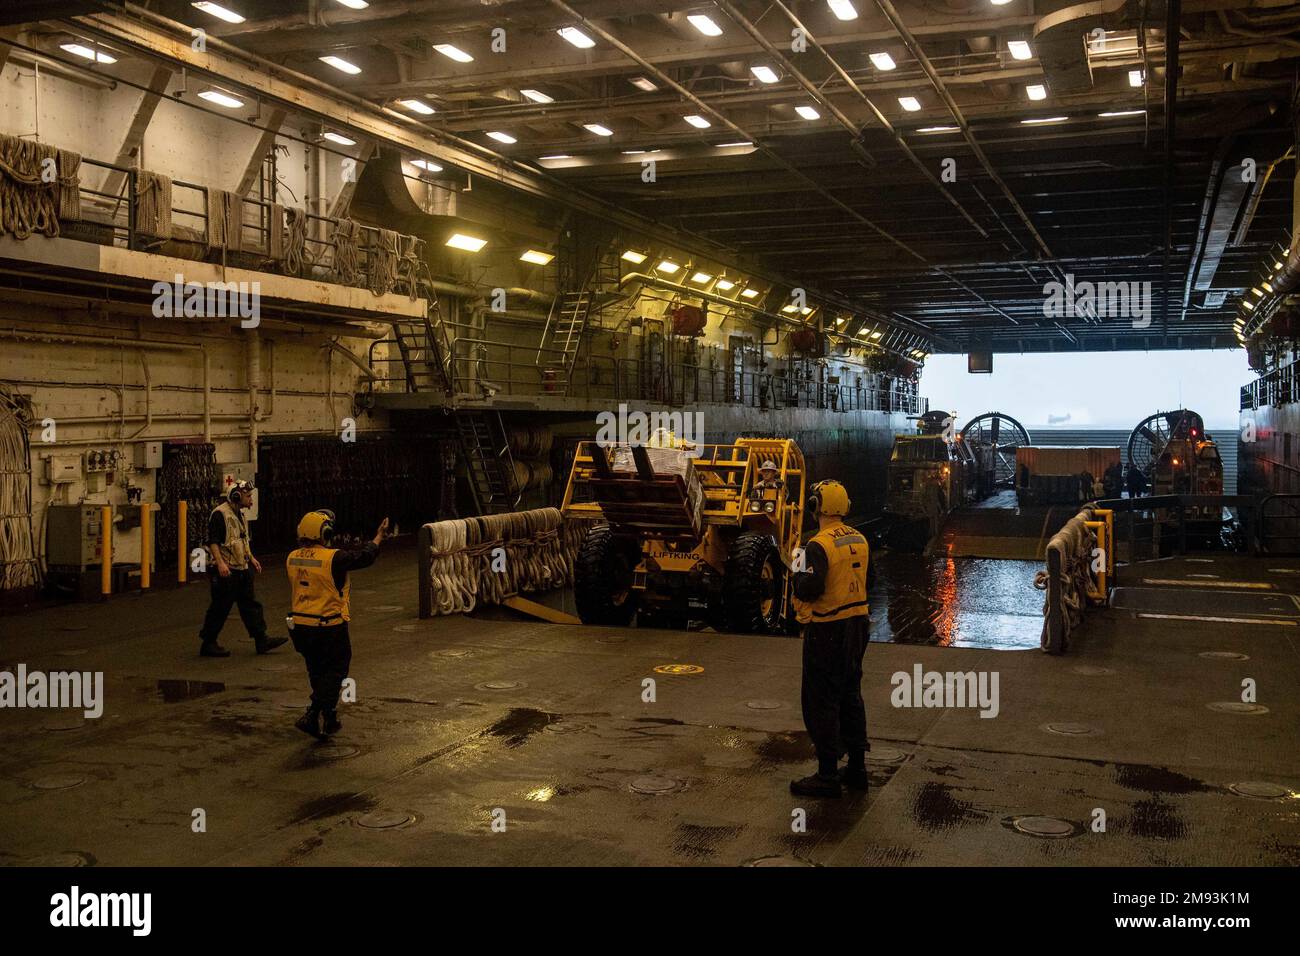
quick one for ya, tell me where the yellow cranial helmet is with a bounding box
[809,479,850,517]
[297,509,336,543]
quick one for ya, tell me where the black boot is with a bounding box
[321,710,342,736]
[790,772,842,798]
[839,766,870,790]
[199,641,231,658]
[255,635,288,654]
[295,706,323,739]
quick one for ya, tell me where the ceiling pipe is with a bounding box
[1162,0,1181,340]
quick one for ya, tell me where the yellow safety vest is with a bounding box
[286,547,350,627]
[212,501,250,570]
[794,522,869,624]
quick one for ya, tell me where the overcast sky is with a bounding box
[921,349,1247,430]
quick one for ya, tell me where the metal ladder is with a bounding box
[455,410,520,515]
[391,293,456,395]
[535,289,593,393]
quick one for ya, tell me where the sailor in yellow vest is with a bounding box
[198,480,286,657]
[789,479,871,798]
[287,510,388,739]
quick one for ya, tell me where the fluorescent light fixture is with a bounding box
[716,278,736,291]
[539,154,571,161]
[398,98,435,115]
[446,233,487,252]
[334,0,369,8]
[740,288,760,298]
[630,76,658,92]
[715,141,753,147]
[751,65,780,84]
[828,0,859,20]
[917,126,959,133]
[782,304,799,313]
[990,0,1013,5]
[557,26,595,48]
[322,131,356,146]
[1263,281,1274,293]
[1007,40,1032,60]
[684,114,711,129]
[801,307,814,315]
[687,14,723,36]
[622,149,648,155]
[197,88,244,109]
[1026,84,1047,101]
[487,131,517,144]
[898,96,922,111]
[520,250,555,265]
[192,2,245,24]
[411,159,443,172]
[870,330,882,339]
[869,52,897,71]
[521,89,553,103]
[319,55,362,75]
[1098,109,1145,117]
[656,260,681,274]
[583,123,614,136]
[60,43,117,64]
[1243,299,1255,311]
[1128,69,1144,87]
[622,250,647,264]
[1021,115,1068,125]
[795,105,821,120]
[433,43,474,63]
[1251,287,1263,298]
[690,272,713,283]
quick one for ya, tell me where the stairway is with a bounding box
[535,290,592,393]
[391,295,455,395]
[455,410,520,515]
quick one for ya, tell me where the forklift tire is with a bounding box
[574,525,640,626]
[722,532,785,634]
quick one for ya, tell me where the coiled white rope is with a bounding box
[0,385,39,591]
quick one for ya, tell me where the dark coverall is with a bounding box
[199,509,269,647]
[291,541,379,711]
[793,540,870,771]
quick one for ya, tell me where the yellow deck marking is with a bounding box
[1141,579,1274,589]
[1137,613,1296,627]
[653,664,704,675]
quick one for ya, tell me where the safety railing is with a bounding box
[1038,505,1113,654]
[1241,359,1300,410]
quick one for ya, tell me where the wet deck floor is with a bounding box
[1,542,1296,867]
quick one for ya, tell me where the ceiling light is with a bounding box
[751,65,780,84]
[917,126,959,133]
[410,159,443,172]
[60,43,117,64]
[630,76,658,92]
[870,330,882,339]
[828,0,859,20]
[334,0,369,8]
[1007,40,1032,60]
[795,105,820,120]
[557,27,595,49]
[740,288,760,299]
[656,260,681,274]
[715,141,753,147]
[398,98,435,115]
[1026,84,1047,101]
[716,278,736,291]
[1243,299,1255,311]
[622,149,647,155]
[684,114,711,129]
[319,55,362,75]
[433,43,474,63]
[192,2,245,24]
[1098,109,1145,117]
[691,272,713,283]
[487,131,517,144]
[521,89,553,103]
[322,131,356,146]
[1021,116,1068,125]
[990,0,1013,5]
[520,250,554,265]
[782,304,799,313]
[622,250,647,264]
[583,123,614,136]
[446,233,487,252]
[197,88,244,109]
[687,14,723,36]
[1263,281,1274,293]
[538,154,571,161]
[898,96,922,111]
[1128,69,1144,87]
[869,52,897,71]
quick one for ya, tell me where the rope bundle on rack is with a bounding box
[283,207,309,276]
[134,170,172,239]
[1035,507,1099,651]
[206,187,244,253]
[330,217,360,285]
[0,134,67,239]
[56,149,81,222]
[368,228,400,297]
[423,508,593,616]
[398,234,422,300]
[267,202,285,261]
[0,384,39,592]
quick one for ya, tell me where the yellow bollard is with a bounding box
[140,503,152,590]
[178,500,188,584]
[1085,520,1106,601]
[100,505,113,597]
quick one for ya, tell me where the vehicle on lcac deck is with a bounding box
[884,410,990,545]
[1127,409,1226,528]
[561,437,806,632]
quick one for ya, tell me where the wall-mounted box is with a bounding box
[43,455,81,484]
[134,440,163,469]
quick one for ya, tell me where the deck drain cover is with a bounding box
[746,699,784,710]
[277,697,306,710]
[432,649,473,659]
[32,774,86,791]
[1071,665,1114,676]
[543,721,584,735]
[630,775,684,795]
[653,664,704,675]
[393,624,421,633]
[1199,651,1250,661]
[1228,781,1291,799]
[475,680,524,691]
[42,716,87,732]
[371,605,403,612]
[596,635,626,644]
[865,747,909,764]
[1042,722,1097,736]
[1012,815,1076,838]
[23,852,91,867]
[745,855,814,867]
[257,662,289,672]
[1208,702,1269,715]
[355,810,415,830]
[311,744,360,760]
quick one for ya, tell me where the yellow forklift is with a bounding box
[560,438,806,632]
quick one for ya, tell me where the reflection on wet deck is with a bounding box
[869,551,1042,650]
